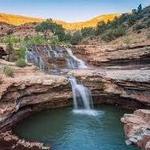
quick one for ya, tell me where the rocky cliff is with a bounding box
[72,43,150,67]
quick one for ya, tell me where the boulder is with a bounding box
[121,109,150,150]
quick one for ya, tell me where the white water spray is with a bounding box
[26,50,45,71]
[66,48,87,69]
[66,48,97,115]
[69,77,93,110]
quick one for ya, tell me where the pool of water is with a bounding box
[14,105,139,150]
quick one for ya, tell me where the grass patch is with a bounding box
[16,58,27,68]
[3,66,14,77]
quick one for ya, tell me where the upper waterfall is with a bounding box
[66,48,87,69]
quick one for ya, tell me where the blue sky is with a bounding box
[0,0,149,22]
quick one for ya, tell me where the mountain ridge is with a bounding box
[0,13,119,30]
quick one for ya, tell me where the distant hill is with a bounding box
[0,13,119,30]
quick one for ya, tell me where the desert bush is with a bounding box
[2,35,21,44]
[16,47,26,59]
[146,21,150,28]
[6,41,17,62]
[123,36,132,45]
[16,58,27,68]
[71,31,82,45]
[96,21,107,35]
[36,19,66,41]
[101,26,126,42]
[24,35,48,46]
[3,66,14,77]
[81,27,95,37]
[133,24,145,31]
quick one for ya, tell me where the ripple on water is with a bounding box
[72,109,104,116]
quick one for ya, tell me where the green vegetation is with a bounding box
[3,66,14,77]
[101,26,126,42]
[81,27,95,38]
[16,58,27,68]
[35,19,69,42]
[0,4,149,47]
[123,36,132,46]
[76,4,149,43]
[71,31,82,45]
[23,35,48,46]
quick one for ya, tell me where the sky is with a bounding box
[0,0,149,22]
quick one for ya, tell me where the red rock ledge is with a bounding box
[121,109,150,150]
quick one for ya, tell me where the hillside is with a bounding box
[0,13,119,30]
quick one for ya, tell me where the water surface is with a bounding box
[14,105,139,150]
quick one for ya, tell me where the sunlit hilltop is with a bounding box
[0,13,119,30]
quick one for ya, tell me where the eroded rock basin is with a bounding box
[14,105,139,150]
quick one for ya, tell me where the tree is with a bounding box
[96,21,107,35]
[71,31,82,45]
[81,27,95,37]
[6,40,15,61]
[35,19,66,41]
[137,4,142,13]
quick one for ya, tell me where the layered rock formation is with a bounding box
[71,69,150,109]
[121,109,150,150]
[72,43,150,67]
[27,45,68,71]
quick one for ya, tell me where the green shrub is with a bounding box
[35,19,66,41]
[123,36,132,45]
[101,26,126,42]
[96,21,107,35]
[146,21,150,28]
[133,24,145,31]
[23,35,48,46]
[3,66,14,77]
[16,58,27,68]
[71,31,82,45]
[81,27,95,37]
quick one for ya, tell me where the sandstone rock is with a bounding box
[72,43,150,67]
[0,130,50,150]
[121,109,150,150]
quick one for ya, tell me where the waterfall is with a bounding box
[26,49,46,71]
[26,46,96,115]
[67,48,96,115]
[69,77,93,110]
[66,48,87,69]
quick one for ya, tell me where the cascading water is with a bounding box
[69,77,93,109]
[26,45,96,115]
[66,48,87,69]
[69,77,97,115]
[25,49,46,71]
[67,48,97,115]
